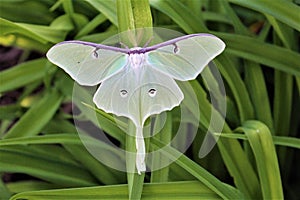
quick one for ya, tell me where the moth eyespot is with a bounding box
[120,89,128,98]
[148,88,157,97]
[92,51,98,58]
[173,43,179,54]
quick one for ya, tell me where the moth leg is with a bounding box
[143,36,154,48]
[119,42,129,50]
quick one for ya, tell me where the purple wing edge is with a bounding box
[56,40,130,54]
[55,33,218,54]
[143,33,219,52]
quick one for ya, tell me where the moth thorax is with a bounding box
[129,48,145,69]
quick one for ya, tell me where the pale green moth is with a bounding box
[46,30,225,174]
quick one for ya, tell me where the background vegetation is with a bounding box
[0,0,299,199]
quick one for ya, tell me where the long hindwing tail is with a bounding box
[93,65,184,174]
[136,126,146,174]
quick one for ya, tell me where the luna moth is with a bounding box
[46,30,225,174]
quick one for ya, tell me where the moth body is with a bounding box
[128,47,146,69]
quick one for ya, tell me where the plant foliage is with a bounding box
[0,0,299,199]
